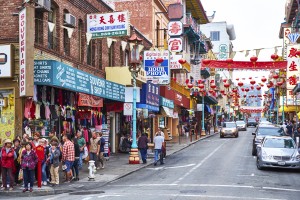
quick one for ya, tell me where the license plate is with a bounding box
[278,161,286,165]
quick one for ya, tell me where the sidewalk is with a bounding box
[0,129,218,197]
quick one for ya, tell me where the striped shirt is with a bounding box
[62,140,75,161]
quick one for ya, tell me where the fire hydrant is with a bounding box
[88,160,96,181]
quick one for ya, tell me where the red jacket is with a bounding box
[1,147,15,168]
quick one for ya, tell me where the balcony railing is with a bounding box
[183,13,200,34]
[171,79,190,97]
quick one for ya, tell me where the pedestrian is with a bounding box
[21,142,38,193]
[49,141,60,186]
[286,121,293,137]
[76,131,86,169]
[33,132,40,148]
[97,132,106,169]
[153,132,165,166]
[48,131,59,144]
[39,138,49,186]
[294,126,300,142]
[62,134,75,182]
[72,137,80,181]
[13,138,21,185]
[0,139,16,191]
[156,127,165,138]
[90,131,100,169]
[138,133,148,164]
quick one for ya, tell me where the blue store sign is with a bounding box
[140,82,159,107]
[34,60,125,101]
[159,97,174,109]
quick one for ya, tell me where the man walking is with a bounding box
[76,131,86,169]
[62,134,75,182]
[90,131,100,169]
[97,132,106,169]
[138,133,148,164]
[153,132,164,166]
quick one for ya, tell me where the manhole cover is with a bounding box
[69,190,105,195]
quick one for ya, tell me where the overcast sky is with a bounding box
[201,0,286,62]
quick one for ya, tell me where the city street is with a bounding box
[11,127,300,200]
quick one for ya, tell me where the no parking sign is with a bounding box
[124,103,133,116]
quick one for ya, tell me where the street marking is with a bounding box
[237,173,255,177]
[148,163,196,170]
[262,187,300,192]
[97,194,123,198]
[82,197,93,200]
[173,140,229,184]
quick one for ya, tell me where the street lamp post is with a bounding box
[128,29,143,164]
[201,93,205,136]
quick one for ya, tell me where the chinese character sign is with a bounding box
[286,45,300,104]
[168,21,183,36]
[87,11,129,38]
[168,38,183,52]
[143,51,170,85]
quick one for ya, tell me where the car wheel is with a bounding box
[256,157,263,170]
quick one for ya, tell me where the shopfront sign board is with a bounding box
[0,45,14,78]
[87,11,129,38]
[143,50,170,85]
[159,96,174,109]
[34,60,125,101]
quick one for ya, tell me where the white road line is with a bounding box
[148,163,196,170]
[97,195,123,198]
[82,197,93,200]
[262,187,300,192]
[173,140,229,184]
[237,173,255,177]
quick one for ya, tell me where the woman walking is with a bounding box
[21,142,38,192]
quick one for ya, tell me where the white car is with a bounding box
[236,120,247,131]
[256,136,300,170]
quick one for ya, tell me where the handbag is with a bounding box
[18,169,23,181]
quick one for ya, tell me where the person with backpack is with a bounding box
[97,132,106,169]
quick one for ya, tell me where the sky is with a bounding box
[201,0,287,85]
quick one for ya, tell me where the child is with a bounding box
[49,141,60,186]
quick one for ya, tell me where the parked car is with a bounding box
[220,122,239,138]
[252,125,286,156]
[256,136,300,170]
[247,118,258,127]
[236,120,247,131]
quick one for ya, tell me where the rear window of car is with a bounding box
[257,127,285,136]
[263,138,295,148]
[236,121,245,124]
[224,123,236,128]
[248,119,256,122]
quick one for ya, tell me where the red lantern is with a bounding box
[277,81,283,86]
[178,58,187,64]
[156,57,164,63]
[198,83,205,89]
[249,77,252,79]
[202,59,211,65]
[258,94,262,97]
[245,88,250,92]
[263,94,267,97]
[261,77,267,82]
[209,89,214,94]
[185,79,189,84]
[250,86,254,90]
[271,54,279,61]
[250,56,258,62]
[238,82,244,87]
[256,86,261,90]
[232,88,238,93]
[241,88,245,91]
[210,84,217,89]
[173,77,176,81]
[243,95,247,98]
[223,79,227,83]
[187,83,193,88]
[220,90,225,94]
[250,80,256,85]
[224,83,230,88]
[230,93,234,97]
[139,55,143,61]
[273,74,279,79]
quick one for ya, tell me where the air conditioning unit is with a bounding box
[64,13,76,27]
[35,0,51,12]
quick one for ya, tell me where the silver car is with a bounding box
[236,120,247,131]
[220,122,239,138]
[256,136,300,170]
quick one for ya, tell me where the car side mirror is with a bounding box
[252,132,255,135]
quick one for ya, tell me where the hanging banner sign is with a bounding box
[78,93,103,107]
[168,38,183,52]
[283,28,291,60]
[143,51,170,85]
[123,103,132,116]
[168,21,183,36]
[170,54,182,69]
[87,11,129,38]
[286,45,300,104]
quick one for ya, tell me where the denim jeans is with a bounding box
[79,152,84,169]
[154,149,163,164]
[139,148,147,163]
[89,152,98,168]
[23,167,34,189]
[42,162,47,182]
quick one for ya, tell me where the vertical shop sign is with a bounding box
[283,28,291,60]
[286,45,300,104]
[19,7,34,97]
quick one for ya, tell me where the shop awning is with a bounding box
[161,106,173,117]
[279,105,298,112]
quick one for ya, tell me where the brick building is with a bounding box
[0,0,151,146]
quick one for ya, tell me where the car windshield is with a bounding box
[224,123,236,128]
[263,138,295,148]
[236,121,245,124]
[257,127,285,136]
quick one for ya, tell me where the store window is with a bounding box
[87,40,95,66]
[48,4,58,51]
[35,10,43,45]
[210,31,220,41]
[98,40,102,69]
[108,41,115,66]
[63,10,71,56]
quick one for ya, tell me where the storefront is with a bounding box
[32,60,125,143]
[159,96,174,140]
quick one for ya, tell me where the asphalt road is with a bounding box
[7,127,300,200]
